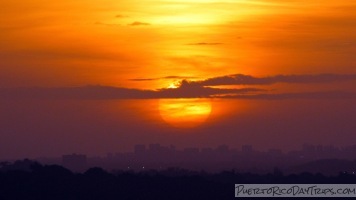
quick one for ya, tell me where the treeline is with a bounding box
[1,160,356,200]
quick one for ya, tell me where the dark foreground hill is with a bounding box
[1,160,356,200]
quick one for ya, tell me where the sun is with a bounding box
[167,81,181,89]
[159,98,212,128]
[167,83,178,89]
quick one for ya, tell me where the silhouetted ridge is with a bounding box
[1,160,356,200]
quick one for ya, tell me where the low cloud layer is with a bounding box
[192,74,356,86]
[2,74,356,100]
[0,85,263,99]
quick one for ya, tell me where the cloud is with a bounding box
[0,85,264,100]
[129,78,156,81]
[163,76,198,79]
[129,75,198,81]
[157,80,264,98]
[128,21,150,26]
[221,91,356,100]
[115,14,128,18]
[94,21,121,27]
[1,85,355,100]
[2,74,356,100]
[0,46,130,61]
[186,42,223,46]
[192,74,356,86]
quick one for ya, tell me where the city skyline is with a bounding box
[32,143,356,175]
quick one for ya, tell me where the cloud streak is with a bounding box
[0,85,264,100]
[129,75,198,82]
[1,86,355,100]
[191,74,356,86]
[219,91,356,100]
[95,21,121,27]
[186,42,223,46]
[2,74,356,100]
[115,14,129,18]
[128,21,150,26]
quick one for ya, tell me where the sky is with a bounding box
[0,0,356,159]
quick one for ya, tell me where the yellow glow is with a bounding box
[153,14,220,25]
[159,98,212,128]
[167,81,181,89]
[1,0,355,88]
[167,83,178,89]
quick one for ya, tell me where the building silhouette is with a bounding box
[62,154,87,172]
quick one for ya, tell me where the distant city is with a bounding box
[20,144,356,176]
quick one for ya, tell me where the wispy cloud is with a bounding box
[222,91,356,100]
[129,78,156,81]
[94,21,121,27]
[186,42,223,46]
[128,21,151,26]
[191,74,356,86]
[129,75,198,81]
[115,14,129,18]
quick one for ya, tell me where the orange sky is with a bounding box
[1,0,356,89]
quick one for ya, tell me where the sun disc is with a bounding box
[159,98,212,128]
